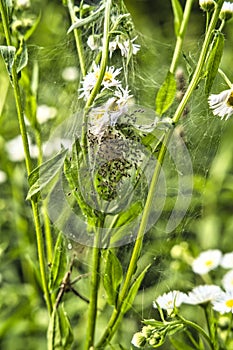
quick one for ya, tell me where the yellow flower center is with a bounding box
[227,91,233,107]
[104,71,113,82]
[226,299,233,308]
[205,260,213,267]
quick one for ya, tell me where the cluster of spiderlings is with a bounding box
[87,123,144,201]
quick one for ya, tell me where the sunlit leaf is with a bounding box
[155,71,177,116]
[103,250,123,306]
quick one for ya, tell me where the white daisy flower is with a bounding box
[199,0,215,11]
[192,249,222,275]
[221,252,233,269]
[220,1,233,21]
[0,170,7,184]
[36,104,57,124]
[212,290,233,314]
[153,290,187,312]
[185,285,222,305]
[208,88,233,120]
[79,64,122,99]
[222,270,233,291]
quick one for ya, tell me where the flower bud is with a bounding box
[219,2,233,21]
[199,0,215,11]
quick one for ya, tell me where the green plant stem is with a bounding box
[67,0,86,77]
[85,225,103,350]
[178,315,214,349]
[172,0,225,124]
[218,68,232,88]
[0,0,52,314]
[170,0,194,74]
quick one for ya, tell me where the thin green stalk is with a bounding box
[81,0,111,127]
[0,0,52,314]
[85,225,103,350]
[170,0,194,74]
[178,315,214,350]
[67,0,86,77]
[172,0,225,124]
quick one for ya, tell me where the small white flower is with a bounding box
[199,0,215,11]
[36,105,57,124]
[153,290,187,312]
[192,249,222,275]
[109,35,140,58]
[0,170,7,184]
[222,270,233,291]
[221,252,233,269]
[220,1,233,21]
[212,290,233,314]
[185,285,222,305]
[62,66,79,81]
[79,64,122,99]
[208,88,233,120]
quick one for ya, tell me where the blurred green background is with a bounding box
[1,0,233,349]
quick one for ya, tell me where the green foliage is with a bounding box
[103,250,123,306]
[205,31,225,94]
[155,71,177,116]
[48,233,68,293]
[47,305,74,350]
[27,149,68,200]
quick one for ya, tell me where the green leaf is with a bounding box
[103,250,123,306]
[47,305,73,350]
[49,233,67,292]
[27,149,68,200]
[171,0,183,37]
[24,12,41,41]
[15,39,28,73]
[67,4,105,33]
[155,71,177,116]
[205,32,224,94]
[122,264,151,313]
[0,45,16,78]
